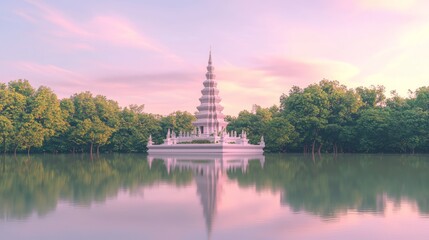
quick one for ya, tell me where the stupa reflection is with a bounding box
[147,153,265,238]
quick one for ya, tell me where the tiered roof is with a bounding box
[193,52,228,135]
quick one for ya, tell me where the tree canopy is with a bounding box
[2,79,429,154]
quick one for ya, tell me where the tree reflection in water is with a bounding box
[1,153,429,224]
[229,154,429,219]
[0,154,192,220]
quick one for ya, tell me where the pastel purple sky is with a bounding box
[1,0,429,115]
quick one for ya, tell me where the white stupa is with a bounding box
[192,51,228,135]
[147,52,264,154]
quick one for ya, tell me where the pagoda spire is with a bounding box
[206,50,215,80]
[193,50,227,135]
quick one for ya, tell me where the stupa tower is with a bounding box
[193,51,228,136]
[147,51,264,154]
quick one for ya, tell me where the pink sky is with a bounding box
[2,0,429,115]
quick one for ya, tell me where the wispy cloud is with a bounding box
[94,71,202,113]
[214,57,360,114]
[97,72,199,89]
[14,61,87,86]
[89,16,163,52]
[8,0,429,116]
[14,9,38,23]
[5,61,89,99]
[19,0,176,58]
[25,0,89,37]
[256,57,359,82]
[4,61,198,113]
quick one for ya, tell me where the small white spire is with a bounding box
[147,135,153,146]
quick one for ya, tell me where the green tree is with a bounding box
[67,92,120,155]
[31,86,66,138]
[227,106,274,144]
[356,108,390,152]
[43,98,75,153]
[0,116,12,154]
[281,84,330,154]
[15,118,45,154]
[8,79,35,97]
[387,108,428,153]
[318,80,363,153]
[2,82,65,154]
[263,117,297,152]
[356,85,386,108]
[3,81,34,154]
[160,111,196,137]
[110,106,162,152]
[0,86,26,153]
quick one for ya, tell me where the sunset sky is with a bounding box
[1,0,429,115]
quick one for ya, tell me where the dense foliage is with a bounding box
[2,79,429,153]
[228,79,429,153]
[0,80,195,154]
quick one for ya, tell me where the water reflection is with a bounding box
[148,153,265,236]
[0,154,193,221]
[1,154,429,239]
[228,154,429,219]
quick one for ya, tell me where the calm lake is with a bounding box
[1,153,429,239]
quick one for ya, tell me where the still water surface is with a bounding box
[1,153,429,239]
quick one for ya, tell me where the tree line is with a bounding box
[2,79,429,154]
[0,79,194,154]
[228,79,429,153]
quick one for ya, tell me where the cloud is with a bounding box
[13,61,87,86]
[3,61,201,114]
[256,57,359,83]
[88,16,163,52]
[19,0,176,58]
[97,72,200,91]
[14,9,37,23]
[207,57,359,115]
[94,72,202,113]
[2,40,360,117]
[25,0,89,37]
[1,61,89,99]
